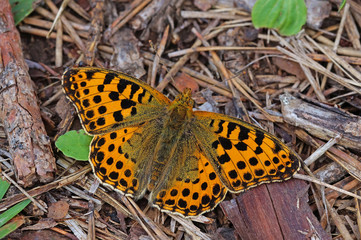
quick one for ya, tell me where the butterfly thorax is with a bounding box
[166,88,194,127]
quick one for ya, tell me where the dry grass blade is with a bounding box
[156,21,223,91]
[181,10,244,20]
[46,0,72,38]
[168,46,279,58]
[171,215,212,240]
[0,166,91,211]
[1,171,47,212]
[303,135,341,166]
[104,0,152,39]
[121,196,168,240]
[275,32,361,94]
[294,174,361,201]
[143,51,233,96]
[150,25,169,87]
[308,35,361,84]
[355,191,361,237]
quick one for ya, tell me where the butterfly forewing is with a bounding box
[193,111,301,193]
[62,67,170,134]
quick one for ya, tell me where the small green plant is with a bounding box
[339,0,347,11]
[10,0,41,25]
[0,179,31,238]
[252,0,307,36]
[55,129,93,161]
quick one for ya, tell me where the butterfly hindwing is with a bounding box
[150,133,227,217]
[90,119,165,198]
[192,111,301,193]
[90,126,141,195]
[62,67,170,134]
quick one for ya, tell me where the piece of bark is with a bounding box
[221,179,331,239]
[109,28,146,78]
[0,0,56,186]
[129,0,167,31]
[280,93,361,151]
[305,0,332,29]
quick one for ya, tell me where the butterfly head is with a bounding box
[168,88,194,121]
[175,88,194,106]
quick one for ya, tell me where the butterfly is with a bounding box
[62,67,301,217]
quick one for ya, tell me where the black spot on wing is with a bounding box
[209,119,214,128]
[109,92,120,101]
[235,142,247,151]
[254,146,263,154]
[137,89,146,103]
[218,153,230,164]
[214,120,225,134]
[148,95,153,103]
[238,125,250,141]
[273,141,282,154]
[129,83,140,99]
[121,99,136,109]
[226,122,237,138]
[218,137,232,150]
[117,81,128,94]
[97,85,104,92]
[85,70,96,80]
[104,72,116,84]
[255,130,264,145]
[93,95,101,103]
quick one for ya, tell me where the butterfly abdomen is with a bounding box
[148,121,188,190]
[148,91,197,189]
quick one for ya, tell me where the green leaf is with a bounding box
[10,0,42,25]
[252,0,307,36]
[338,0,346,11]
[0,179,10,200]
[0,181,29,238]
[55,130,93,161]
[0,216,26,239]
[0,199,31,228]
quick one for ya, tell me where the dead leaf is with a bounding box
[47,201,69,220]
[22,218,57,231]
[272,57,306,80]
[194,0,216,11]
[173,72,199,93]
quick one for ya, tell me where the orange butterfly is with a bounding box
[62,67,300,217]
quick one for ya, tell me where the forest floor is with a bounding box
[1,0,361,239]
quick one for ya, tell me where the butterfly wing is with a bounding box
[90,119,164,198]
[150,132,227,217]
[62,67,170,135]
[192,111,301,193]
